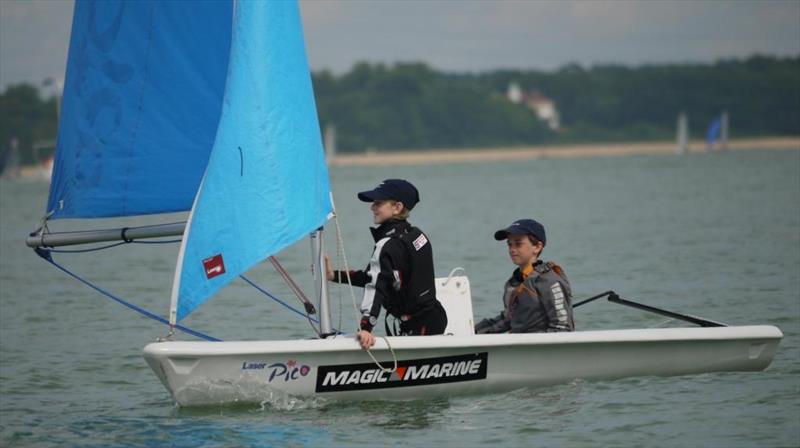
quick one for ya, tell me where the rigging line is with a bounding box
[330,202,398,373]
[47,239,182,254]
[37,251,220,342]
[330,206,361,323]
[131,239,182,244]
[333,224,343,339]
[240,275,343,334]
[268,256,315,311]
[41,247,333,337]
[326,197,345,339]
[49,241,130,253]
[266,255,321,336]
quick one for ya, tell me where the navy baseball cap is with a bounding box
[494,219,546,245]
[357,179,420,210]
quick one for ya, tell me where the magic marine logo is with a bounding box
[315,352,488,393]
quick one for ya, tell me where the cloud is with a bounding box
[2,0,798,91]
[0,0,74,90]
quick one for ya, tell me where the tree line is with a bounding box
[314,55,799,151]
[0,84,58,166]
[1,55,798,164]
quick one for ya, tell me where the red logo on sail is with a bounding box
[203,254,226,279]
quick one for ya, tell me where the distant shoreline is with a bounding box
[328,137,800,167]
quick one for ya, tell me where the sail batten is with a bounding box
[170,0,332,322]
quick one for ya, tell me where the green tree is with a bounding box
[0,83,58,165]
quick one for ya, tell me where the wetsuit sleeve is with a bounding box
[331,269,370,287]
[475,284,512,334]
[537,277,574,332]
[474,312,511,334]
[358,238,403,332]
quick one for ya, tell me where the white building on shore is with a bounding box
[506,82,560,131]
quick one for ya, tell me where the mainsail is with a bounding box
[46,0,233,219]
[169,0,332,323]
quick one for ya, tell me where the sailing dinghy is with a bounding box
[28,0,782,406]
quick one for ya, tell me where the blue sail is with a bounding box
[46,0,232,219]
[706,118,722,148]
[170,0,332,322]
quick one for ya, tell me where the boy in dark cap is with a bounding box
[475,218,575,334]
[326,179,447,349]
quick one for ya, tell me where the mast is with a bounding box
[310,227,333,336]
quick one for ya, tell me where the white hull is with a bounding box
[143,325,782,406]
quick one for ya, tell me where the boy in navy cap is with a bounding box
[475,218,575,334]
[326,179,447,349]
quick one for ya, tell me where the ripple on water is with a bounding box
[1,151,798,447]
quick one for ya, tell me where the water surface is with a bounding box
[1,149,798,447]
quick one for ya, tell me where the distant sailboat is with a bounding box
[720,111,730,150]
[1,139,20,178]
[706,118,722,151]
[27,0,782,406]
[676,112,689,155]
[706,112,730,152]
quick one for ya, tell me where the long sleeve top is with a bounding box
[475,260,575,334]
[331,219,437,332]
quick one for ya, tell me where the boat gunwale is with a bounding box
[142,325,783,357]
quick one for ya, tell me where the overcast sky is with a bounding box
[1,0,799,92]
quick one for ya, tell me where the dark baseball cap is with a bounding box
[357,179,420,210]
[494,218,546,245]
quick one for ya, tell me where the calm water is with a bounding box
[1,149,799,447]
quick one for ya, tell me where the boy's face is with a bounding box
[506,234,542,267]
[370,199,403,225]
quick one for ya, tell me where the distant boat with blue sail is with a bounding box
[706,112,730,151]
[27,0,782,406]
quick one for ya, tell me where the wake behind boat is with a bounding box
[27,0,782,407]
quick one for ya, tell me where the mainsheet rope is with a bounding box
[329,196,399,374]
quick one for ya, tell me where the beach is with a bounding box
[329,136,800,166]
